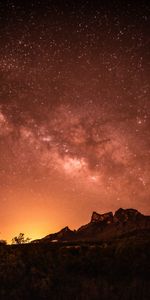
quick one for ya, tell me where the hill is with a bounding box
[32,208,150,243]
[0,208,150,300]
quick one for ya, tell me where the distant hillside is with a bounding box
[0,208,150,300]
[32,208,150,243]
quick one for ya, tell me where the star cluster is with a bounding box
[0,0,149,241]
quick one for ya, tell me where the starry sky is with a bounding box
[0,0,150,242]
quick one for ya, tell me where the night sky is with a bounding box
[0,0,150,242]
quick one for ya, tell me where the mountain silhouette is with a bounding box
[32,208,150,243]
[1,207,150,300]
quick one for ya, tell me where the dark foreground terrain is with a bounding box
[0,209,150,300]
[0,231,150,300]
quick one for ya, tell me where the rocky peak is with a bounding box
[114,208,142,222]
[57,226,72,238]
[91,211,113,223]
[60,226,70,233]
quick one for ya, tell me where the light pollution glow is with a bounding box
[0,0,149,242]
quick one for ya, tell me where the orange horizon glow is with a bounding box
[0,1,149,243]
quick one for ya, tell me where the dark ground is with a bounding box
[0,232,150,300]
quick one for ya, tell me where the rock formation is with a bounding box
[91,211,113,223]
[32,208,150,243]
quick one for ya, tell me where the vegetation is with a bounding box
[11,233,31,244]
[0,240,7,245]
[0,234,149,299]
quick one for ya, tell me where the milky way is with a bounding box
[0,0,150,241]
